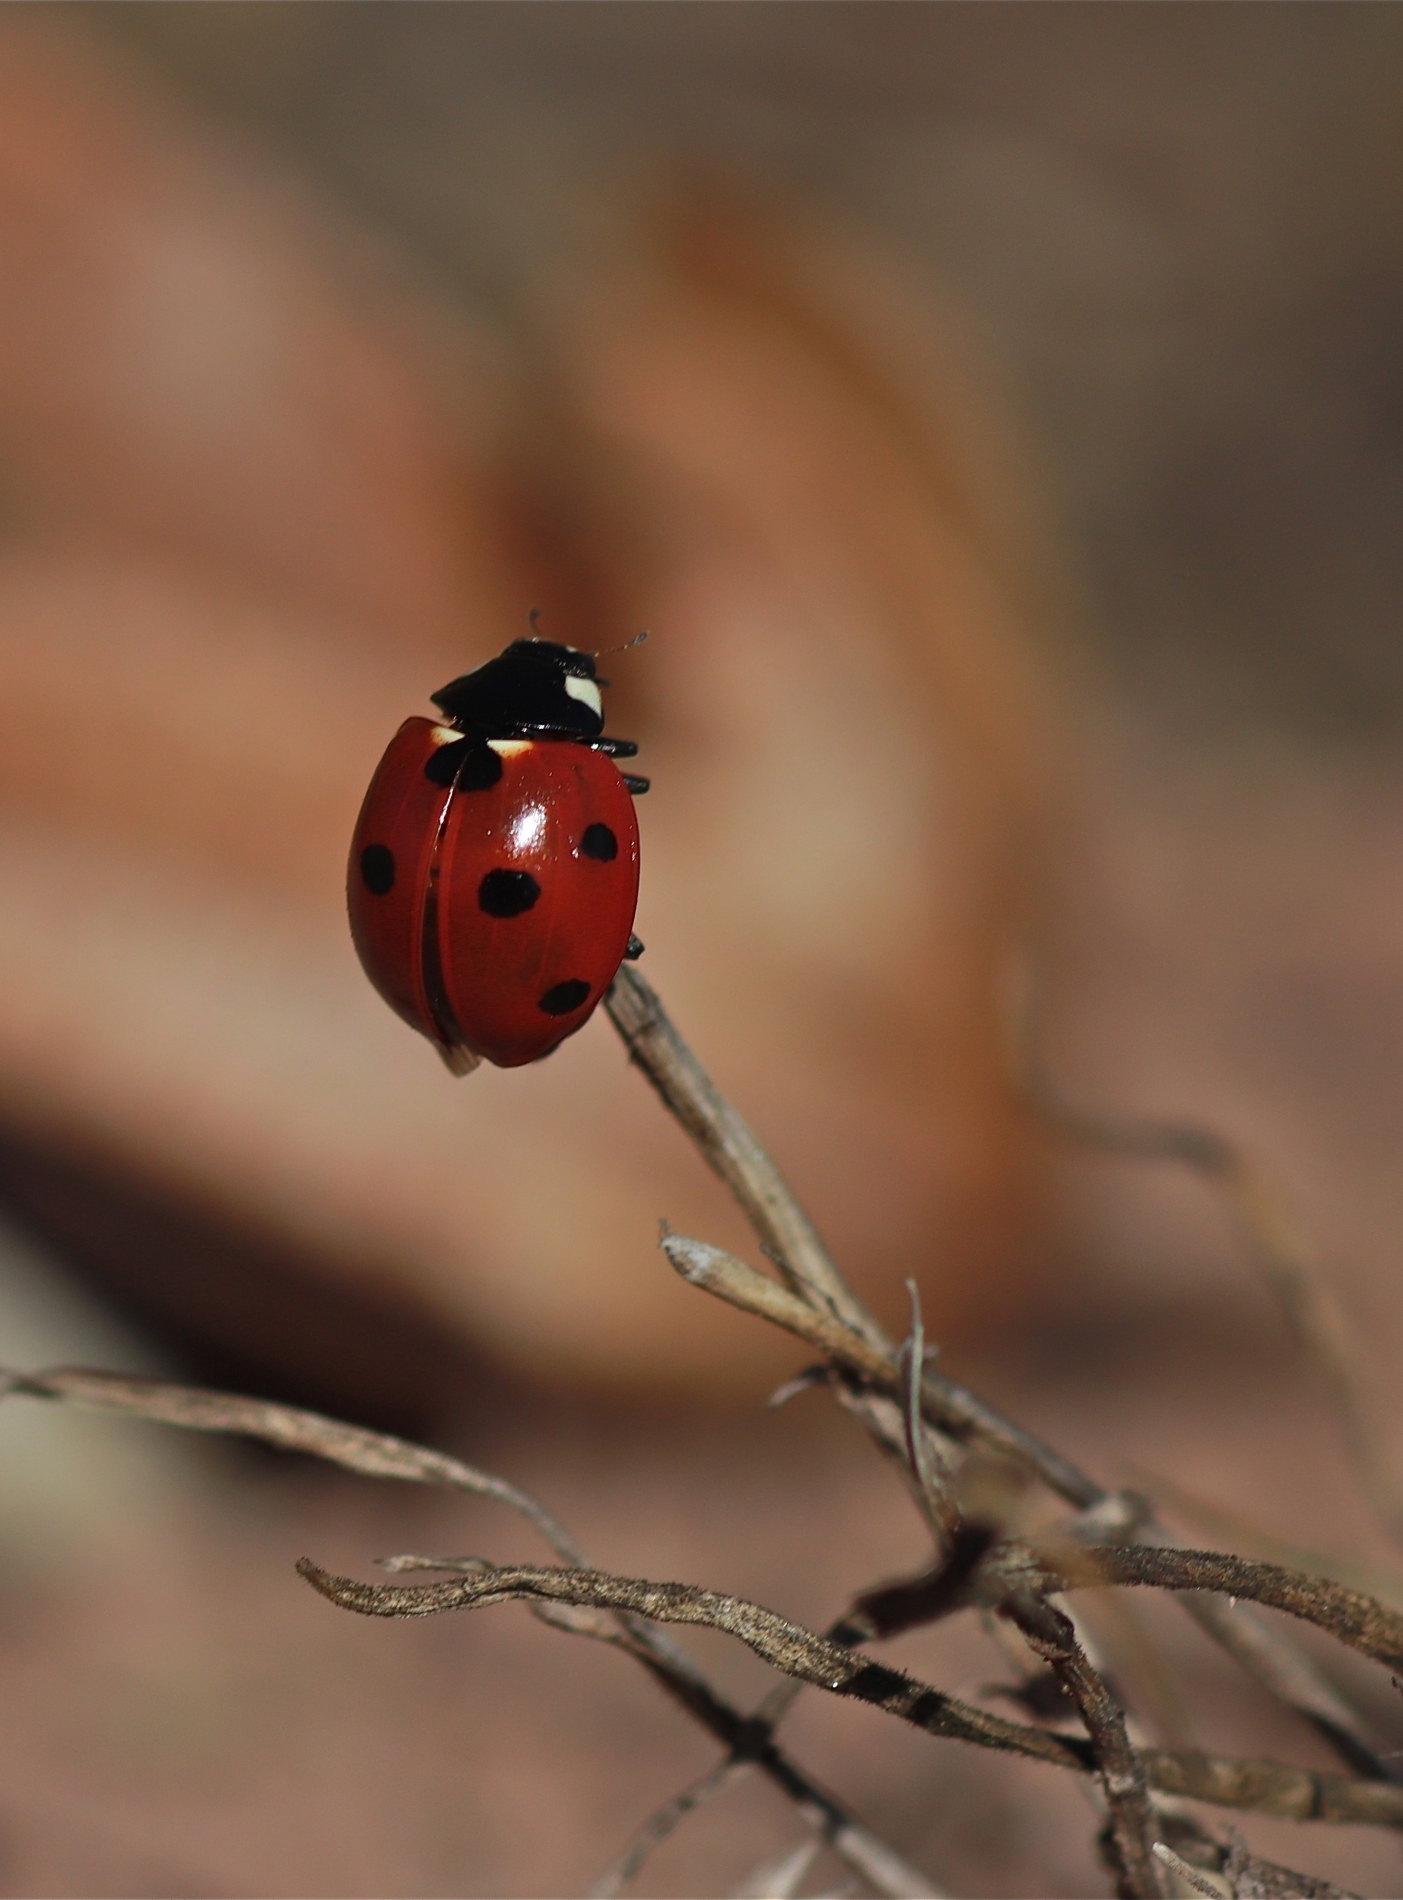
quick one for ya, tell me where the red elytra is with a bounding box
[347,639,644,1071]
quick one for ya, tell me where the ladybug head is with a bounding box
[431,638,604,739]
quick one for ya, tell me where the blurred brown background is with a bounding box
[2,6,1403,1895]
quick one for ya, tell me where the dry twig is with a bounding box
[295,1551,1403,1833]
[0,1364,933,1899]
[997,1586,1163,1897]
[606,966,888,1351]
[0,1365,586,1555]
[658,1230,1390,1779]
[588,1757,750,1899]
[7,963,1397,1897]
[601,969,1398,1889]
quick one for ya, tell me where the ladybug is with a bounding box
[348,635,647,1073]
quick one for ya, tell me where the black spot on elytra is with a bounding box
[580,822,618,862]
[539,978,590,1016]
[424,738,503,790]
[360,844,395,895]
[478,869,541,917]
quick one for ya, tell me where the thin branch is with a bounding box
[899,1280,961,1552]
[1125,1460,1403,1609]
[661,1234,1093,1506]
[0,1364,585,1562]
[591,1537,1008,1900]
[1151,1842,1231,1900]
[588,1757,749,1899]
[1152,1824,1361,1900]
[1050,1542,1403,1676]
[610,975,1394,1783]
[606,966,889,1349]
[376,1555,943,1900]
[1,1367,927,1897]
[295,1555,1403,1830]
[824,1823,947,1899]
[730,1837,822,1899]
[842,1529,1403,1683]
[659,1234,1391,1777]
[1000,1587,1164,1899]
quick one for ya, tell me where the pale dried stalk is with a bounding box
[663,1234,1094,1502]
[0,1366,927,1897]
[1151,1833,1358,1900]
[729,1836,822,1900]
[606,967,888,1350]
[899,1281,961,1552]
[605,971,1400,1885]
[1,1365,585,1561]
[588,1758,749,1899]
[1152,1842,1233,1900]
[295,1553,1403,1831]
[659,1234,1387,1775]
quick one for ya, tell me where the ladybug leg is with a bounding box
[624,934,645,960]
[622,774,650,795]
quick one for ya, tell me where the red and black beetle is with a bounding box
[348,636,646,1072]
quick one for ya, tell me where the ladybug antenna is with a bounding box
[593,630,649,658]
[527,607,544,637]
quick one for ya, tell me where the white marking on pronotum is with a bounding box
[488,739,533,758]
[429,724,460,745]
[563,675,603,717]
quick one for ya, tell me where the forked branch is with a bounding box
[0,1364,932,1897]
[294,1552,1403,1832]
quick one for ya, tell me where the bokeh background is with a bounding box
[3,6,1403,1894]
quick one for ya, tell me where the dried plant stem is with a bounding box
[609,972,1395,1788]
[7,964,1394,1897]
[659,1232,1388,1774]
[0,1364,929,1898]
[587,1577,949,1900]
[1152,1834,1358,1900]
[730,1836,822,1900]
[899,1280,962,1552]
[589,1762,945,1900]
[606,966,888,1350]
[586,1757,749,1899]
[1053,1543,1403,1673]
[0,1365,586,1559]
[1000,1587,1163,1898]
[295,1553,1403,1831]
[663,1233,1094,1505]
[1150,1842,1230,1900]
